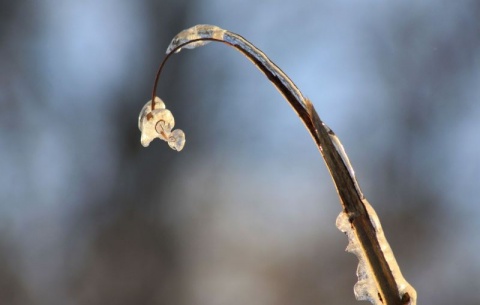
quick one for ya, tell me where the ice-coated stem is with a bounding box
[150,24,416,305]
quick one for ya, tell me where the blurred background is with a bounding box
[1,1,479,304]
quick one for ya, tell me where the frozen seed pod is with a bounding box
[138,96,186,151]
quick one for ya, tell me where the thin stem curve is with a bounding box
[151,38,228,110]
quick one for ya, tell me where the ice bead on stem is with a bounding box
[166,24,226,54]
[138,96,186,151]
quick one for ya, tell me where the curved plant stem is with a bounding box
[150,25,416,305]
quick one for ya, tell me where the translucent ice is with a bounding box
[336,211,381,305]
[326,126,364,199]
[167,129,186,151]
[138,97,165,130]
[166,24,225,54]
[336,200,417,305]
[153,110,175,137]
[138,97,186,151]
[362,200,417,304]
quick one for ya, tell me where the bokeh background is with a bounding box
[1,1,479,304]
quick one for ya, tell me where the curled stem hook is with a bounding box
[151,38,229,110]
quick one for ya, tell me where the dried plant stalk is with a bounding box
[142,24,417,305]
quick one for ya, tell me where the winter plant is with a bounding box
[138,25,417,305]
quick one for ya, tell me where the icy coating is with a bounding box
[138,97,186,151]
[327,127,364,199]
[165,25,308,110]
[166,24,226,54]
[336,200,417,305]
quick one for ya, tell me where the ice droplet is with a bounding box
[166,24,226,54]
[138,97,186,151]
[336,210,381,305]
[168,129,186,151]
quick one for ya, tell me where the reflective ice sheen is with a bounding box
[362,200,417,304]
[166,24,225,54]
[326,126,364,199]
[138,97,185,151]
